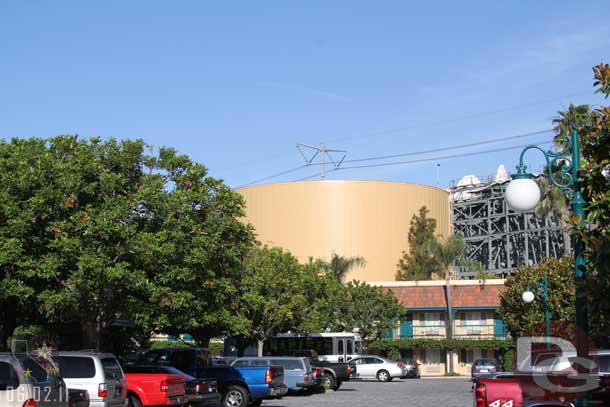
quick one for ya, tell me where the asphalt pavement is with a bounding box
[262,377,473,407]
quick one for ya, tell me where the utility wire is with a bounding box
[329,140,554,172]
[309,129,553,166]
[236,165,308,188]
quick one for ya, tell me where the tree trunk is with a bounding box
[444,269,454,374]
[0,302,17,352]
[257,339,265,357]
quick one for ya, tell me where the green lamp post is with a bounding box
[504,129,589,403]
[522,275,550,349]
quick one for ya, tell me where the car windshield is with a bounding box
[474,359,497,366]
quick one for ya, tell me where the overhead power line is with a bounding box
[236,165,307,188]
[236,128,555,187]
[305,129,552,166]
[322,140,554,173]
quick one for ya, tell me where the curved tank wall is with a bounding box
[235,180,451,282]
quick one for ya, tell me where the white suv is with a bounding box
[1,353,69,407]
[56,352,127,407]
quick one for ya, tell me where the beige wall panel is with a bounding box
[236,180,451,282]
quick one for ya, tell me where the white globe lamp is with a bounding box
[505,172,541,212]
[522,290,535,304]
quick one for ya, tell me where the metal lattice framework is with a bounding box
[451,178,565,278]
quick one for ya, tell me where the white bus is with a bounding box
[263,332,363,363]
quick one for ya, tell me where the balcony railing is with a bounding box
[405,323,505,339]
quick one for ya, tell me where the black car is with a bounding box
[400,359,420,378]
[281,349,353,391]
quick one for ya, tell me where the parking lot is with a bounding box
[263,378,473,407]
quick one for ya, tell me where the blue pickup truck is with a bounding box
[141,348,287,407]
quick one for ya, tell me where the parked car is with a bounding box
[400,359,420,378]
[124,365,219,407]
[123,364,186,406]
[141,348,287,407]
[348,356,407,382]
[471,358,502,380]
[590,349,610,375]
[68,388,91,407]
[2,353,70,407]
[280,349,353,390]
[56,351,128,407]
[231,357,315,392]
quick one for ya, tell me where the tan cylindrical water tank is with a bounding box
[236,180,451,282]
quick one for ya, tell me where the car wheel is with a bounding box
[320,373,336,390]
[128,395,142,407]
[333,380,342,391]
[376,370,391,382]
[223,385,249,407]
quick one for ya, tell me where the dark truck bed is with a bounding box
[282,350,352,390]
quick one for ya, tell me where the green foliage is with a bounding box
[581,63,610,345]
[444,372,461,376]
[368,338,514,357]
[396,207,442,280]
[324,253,366,283]
[503,349,514,372]
[498,256,575,338]
[149,340,195,349]
[0,136,254,350]
[235,246,310,352]
[344,281,406,345]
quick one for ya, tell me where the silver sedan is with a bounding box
[348,356,407,382]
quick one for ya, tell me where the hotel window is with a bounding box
[460,349,474,364]
[424,312,443,326]
[459,311,488,326]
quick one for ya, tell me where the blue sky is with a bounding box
[1,1,609,188]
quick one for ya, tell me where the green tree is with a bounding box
[581,63,610,345]
[325,253,366,283]
[343,281,405,347]
[0,136,254,350]
[236,246,310,356]
[396,206,442,280]
[552,103,600,145]
[498,256,575,338]
[535,176,572,254]
[427,234,482,373]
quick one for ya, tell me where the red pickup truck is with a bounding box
[475,373,610,406]
[123,365,187,406]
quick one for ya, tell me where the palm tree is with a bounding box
[535,177,571,254]
[325,253,366,283]
[552,104,599,146]
[427,235,482,374]
[543,104,599,254]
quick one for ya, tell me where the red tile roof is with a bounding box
[384,283,504,309]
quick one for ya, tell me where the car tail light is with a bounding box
[160,379,169,392]
[411,363,418,369]
[347,364,353,374]
[208,380,217,393]
[265,368,272,385]
[397,362,404,368]
[98,383,108,398]
[304,374,309,384]
[196,382,209,394]
[313,368,320,377]
[22,400,37,407]
[475,383,486,407]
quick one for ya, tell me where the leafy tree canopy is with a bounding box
[498,256,575,339]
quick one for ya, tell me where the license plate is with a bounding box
[479,369,489,373]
